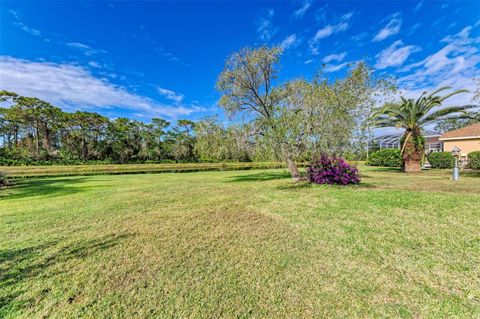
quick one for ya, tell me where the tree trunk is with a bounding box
[404,159,421,173]
[34,122,40,161]
[286,156,301,179]
[402,129,423,173]
[82,138,88,161]
[281,144,301,179]
[13,126,18,146]
[43,127,51,158]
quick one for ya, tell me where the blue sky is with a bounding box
[1,0,479,122]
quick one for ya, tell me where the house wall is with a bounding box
[442,138,480,158]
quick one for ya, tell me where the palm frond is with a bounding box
[421,104,479,124]
[438,89,469,102]
[426,86,451,99]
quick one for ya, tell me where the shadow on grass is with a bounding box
[276,181,312,190]
[364,166,402,172]
[0,177,93,200]
[463,171,480,178]
[226,171,292,183]
[0,233,132,314]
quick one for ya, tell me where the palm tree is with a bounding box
[370,87,475,173]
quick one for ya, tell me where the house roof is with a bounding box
[440,123,480,140]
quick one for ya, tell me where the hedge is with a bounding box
[468,151,480,170]
[366,149,402,167]
[0,162,308,178]
[427,152,455,169]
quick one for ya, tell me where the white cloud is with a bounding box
[309,12,353,54]
[324,62,349,73]
[312,12,352,41]
[157,87,184,103]
[279,34,298,50]
[322,52,346,63]
[373,13,402,42]
[0,56,200,118]
[304,59,315,64]
[314,25,334,40]
[396,26,480,105]
[88,61,101,68]
[9,9,41,36]
[375,40,421,69]
[293,0,311,19]
[441,26,472,43]
[256,9,277,41]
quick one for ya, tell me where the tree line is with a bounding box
[0,91,257,165]
[1,46,399,173]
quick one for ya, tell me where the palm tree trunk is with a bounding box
[402,129,423,173]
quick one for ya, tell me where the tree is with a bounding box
[216,46,303,178]
[11,97,63,160]
[434,117,479,133]
[63,111,109,161]
[216,47,386,178]
[165,120,196,162]
[370,87,475,173]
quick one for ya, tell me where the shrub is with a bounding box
[468,151,480,170]
[427,152,455,169]
[307,155,360,185]
[366,149,402,167]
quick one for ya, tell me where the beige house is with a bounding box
[439,123,480,160]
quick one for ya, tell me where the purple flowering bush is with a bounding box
[307,155,360,185]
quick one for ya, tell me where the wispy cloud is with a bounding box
[372,13,402,42]
[397,26,479,104]
[351,32,369,45]
[66,42,106,56]
[256,9,277,41]
[279,34,298,50]
[9,9,41,36]
[407,23,422,36]
[141,27,186,65]
[413,0,424,13]
[0,56,200,118]
[293,0,311,19]
[152,44,184,64]
[313,12,352,41]
[375,40,421,69]
[322,52,346,63]
[324,62,349,73]
[310,12,353,54]
[88,61,102,68]
[158,87,184,103]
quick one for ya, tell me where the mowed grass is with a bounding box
[1,166,479,318]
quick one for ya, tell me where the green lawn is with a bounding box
[1,166,479,318]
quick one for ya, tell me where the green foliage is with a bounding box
[0,91,209,165]
[366,149,402,167]
[216,46,388,177]
[434,117,479,133]
[427,152,455,169]
[468,151,480,170]
[369,87,472,172]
